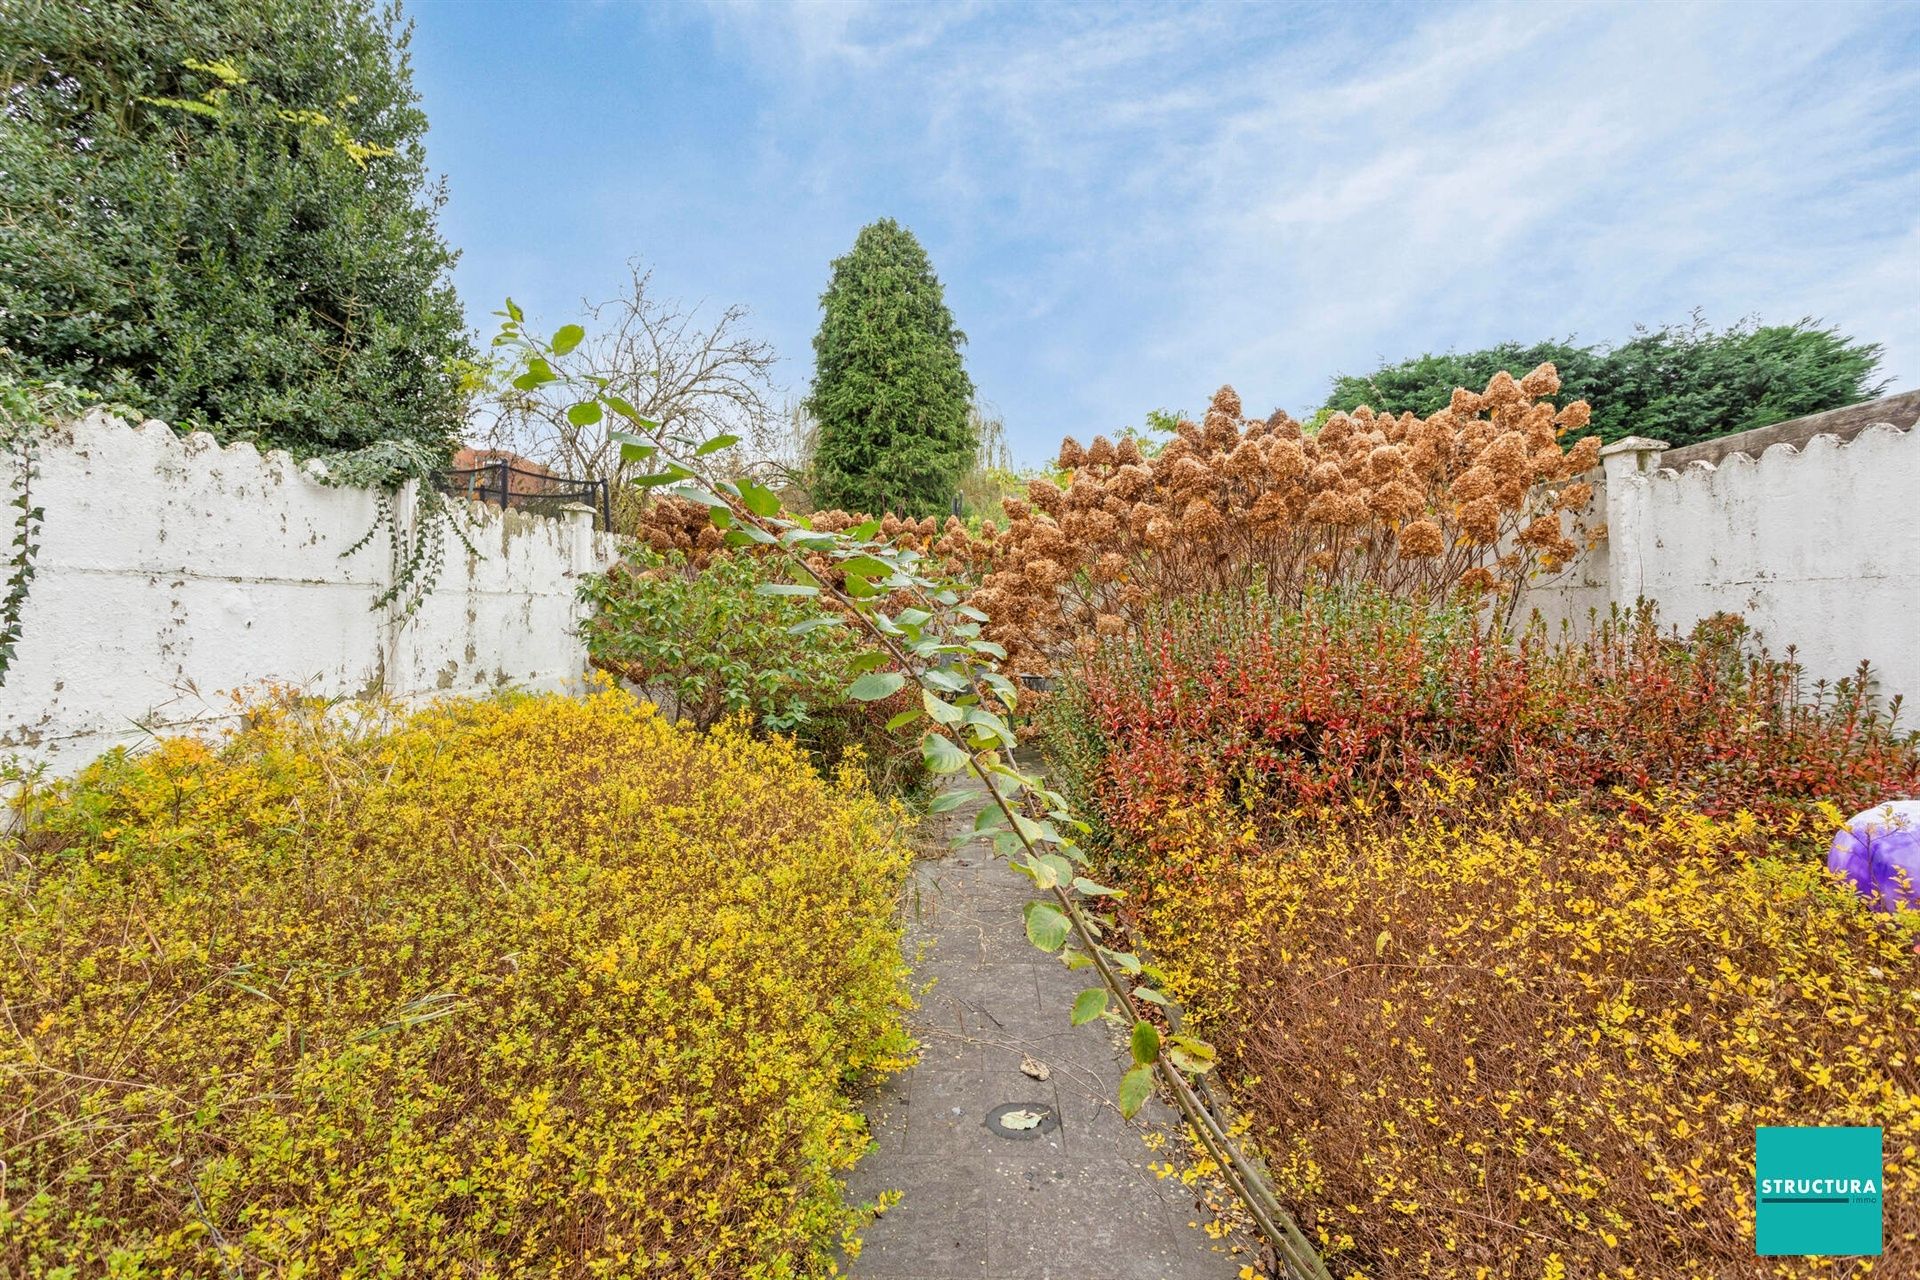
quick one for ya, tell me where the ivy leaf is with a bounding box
[695,434,740,456]
[847,672,904,702]
[551,324,585,355]
[1130,1020,1160,1066]
[1023,901,1070,952]
[922,733,969,774]
[1070,988,1107,1025]
[1118,1064,1154,1118]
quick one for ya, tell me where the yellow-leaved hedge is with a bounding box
[0,689,914,1278]
[1134,778,1920,1278]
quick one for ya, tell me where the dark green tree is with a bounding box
[806,219,975,517]
[1320,314,1888,448]
[0,0,471,465]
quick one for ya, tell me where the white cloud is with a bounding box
[667,0,1919,453]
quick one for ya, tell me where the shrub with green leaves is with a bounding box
[0,0,471,464]
[579,548,927,792]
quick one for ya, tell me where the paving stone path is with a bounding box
[843,772,1235,1280]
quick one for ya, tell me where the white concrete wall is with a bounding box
[1516,412,1920,708]
[0,411,621,775]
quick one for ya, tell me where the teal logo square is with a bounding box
[1756,1126,1882,1256]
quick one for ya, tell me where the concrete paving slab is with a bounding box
[842,773,1233,1280]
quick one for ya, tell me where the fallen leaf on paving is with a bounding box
[1001,1108,1045,1130]
[1019,1054,1051,1081]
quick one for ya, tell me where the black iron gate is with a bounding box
[433,460,612,530]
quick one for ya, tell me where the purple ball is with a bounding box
[1828,801,1920,911]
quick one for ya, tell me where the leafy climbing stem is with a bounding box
[492,308,1330,1280]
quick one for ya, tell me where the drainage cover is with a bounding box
[984,1102,1059,1139]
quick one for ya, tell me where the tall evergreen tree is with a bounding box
[0,0,470,463]
[806,219,975,517]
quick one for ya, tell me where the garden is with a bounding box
[3,1,1917,1277]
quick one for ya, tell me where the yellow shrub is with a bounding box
[1,689,914,1278]
[1135,787,1920,1278]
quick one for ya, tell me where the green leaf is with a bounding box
[1133,987,1171,1007]
[1023,901,1070,952]
[665,485,731,508]
[695,434,740,456]
[1165,1035,1217,1075]
[566,400,603,427]
[1130,1020,1160,1066]
[1070,988,1108,1026]
[1118,1064,1154,1118]
[738,478,781,517]
[922,733,969,774]
[787,616,843,636]
[753,583,819,598]
[1071,877,1124,898]
[843,573,883,599]
[730,521,778,545]
[506,297,524,323]
[847,672,905,702]
[1034,853,1074,887]
[848,651,890,674]
[928,789,969,813]
[920,667,969,694]
[551,324,585,355]
[922,689,964,726]
[841,554,894,580]
[605,396,652,425]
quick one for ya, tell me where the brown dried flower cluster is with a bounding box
[630,496,995,596]
[972,365,1602,672]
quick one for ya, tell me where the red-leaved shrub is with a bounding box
[1041,591,1919,859]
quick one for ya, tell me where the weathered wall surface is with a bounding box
[0,411,621,775]
[1517,394,1920,707]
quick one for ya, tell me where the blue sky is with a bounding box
[407,0,1920,467]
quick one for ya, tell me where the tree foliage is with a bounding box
[0,0,471,465]
[805,219,976,518]
[1321,313,1889,449]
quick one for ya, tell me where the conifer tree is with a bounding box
[806,219,975,517]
